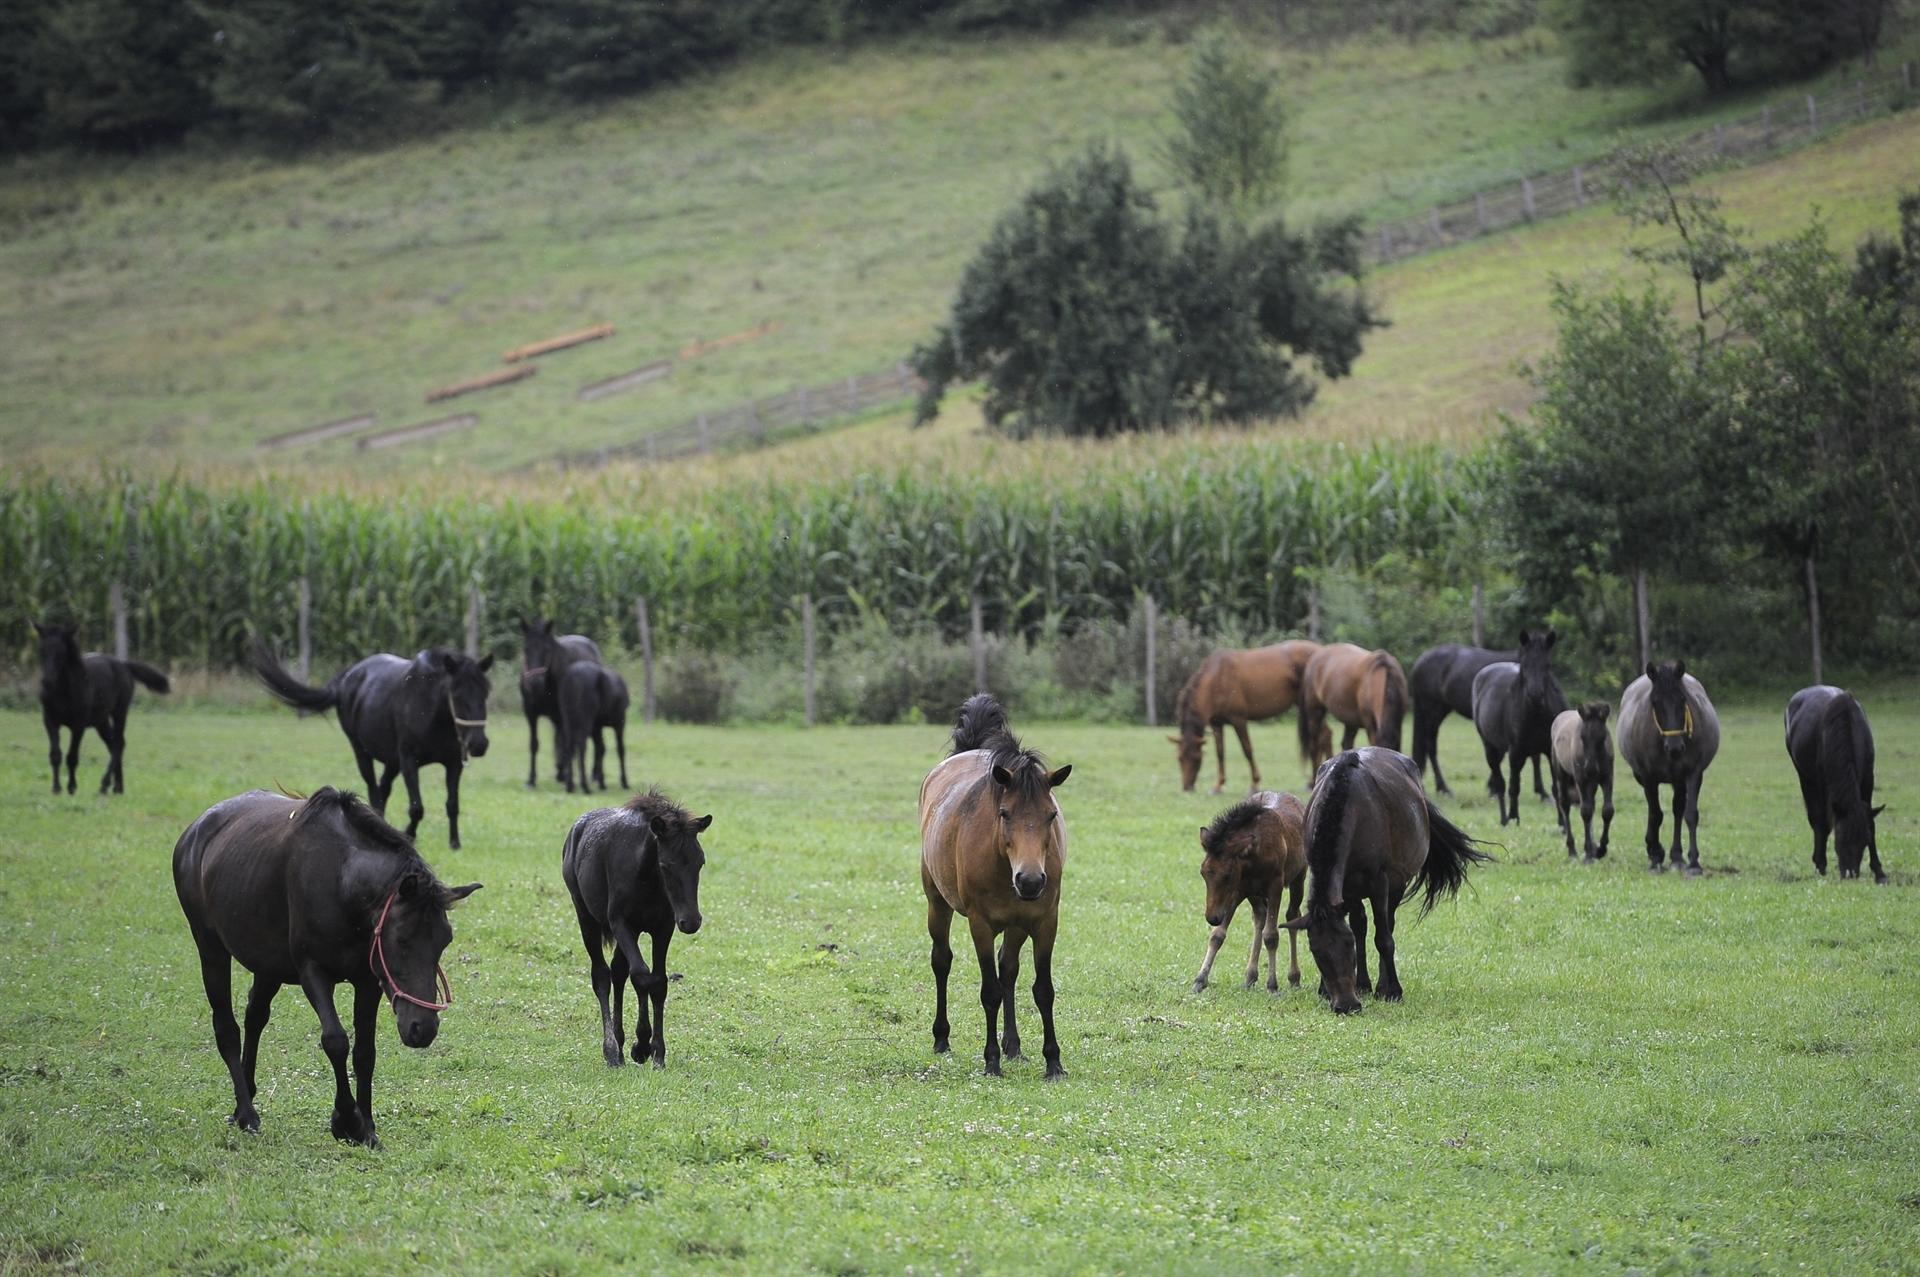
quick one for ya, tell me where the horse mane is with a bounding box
[1819,695,1865,809]
[1175,668,1204,735]
[1303,752,1361,915]
[1202,797,1267,856]
[623,786,698,837]
[294,786,421,859]
[951,693,1011,755]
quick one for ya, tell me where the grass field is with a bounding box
[3,684,1918,1273]
[4,17,1915,475]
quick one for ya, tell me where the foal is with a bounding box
[1193,791,1307,993]
[34,619,170,794]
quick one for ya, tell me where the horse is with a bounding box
[1409,642,1545,799]
[1169,641,1321,794]
[1469,630,1568,826]
[557,662,632,794]
[1785,686,1885,882]
[1282,748,1489,1013]
[1192,791,1307,993]
[920,694,1070,1078]
[249,643,493,849]
[1297,643,1408,772]
[32,619,170,795]
[172,787,480,1146]
[1550,703,1615,861]
[518,618,603,788]
[562,789,710,1068]
[1617,661,1721,875]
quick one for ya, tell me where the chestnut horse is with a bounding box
[920,695,1070,1079]
[1297,643,1408,772]
[1193,791,1307,993]
[1170,641,1321,794]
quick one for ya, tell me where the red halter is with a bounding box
[369,887,452,1011]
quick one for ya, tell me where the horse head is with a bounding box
[1644,660,1693,761]
[644,809,712,935]
[1577,700,1611,762]
[430,651,494,760]
[1517,628,1558,697]
[375,871,481,1048]
[519,616,559,672]
[32,619,80,682]
[1285,905,1361,1014]
[1170,722,1204,792]
[990,757,1070,901]
[1835,801,1885,879]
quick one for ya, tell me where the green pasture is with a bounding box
[2,684,1918,1274]
[4,19,1915,474]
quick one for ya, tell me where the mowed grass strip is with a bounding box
[1,685,1917,1273]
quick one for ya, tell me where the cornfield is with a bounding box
[0,445,1486,669]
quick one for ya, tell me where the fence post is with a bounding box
[1471,582,1485,649]
[1474,192,1488,232]
[465,588,482,657]
[1429,207,1442,242]
[1379,226,1392,260]
[1634,568,1652,670]
[635,596,655,725]
[1307,584,1322,643]
[698,412,711,452]
[1713,123,1725,157]
[110,581,128,660]
[1905,61,1914,93]
[970,592,987,694]
[1808,93,1818,129]
[1521,176,1536,221]
[847,375,858,413]
[802,593,817,728]
[1761,104,1773,146]
[296,576,312,682]
[1572,165,1585,206]
[797,384,810,426]
[1142,594,1158,729]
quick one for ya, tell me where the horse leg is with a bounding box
[397,757,426,844]
[1578,781,1598,861]
[1682,770,1704,876]
[1242,896,1266,990]
[607,922,655,1064]
[1666,777,1688,872]
[591,727,607,791]
[192,929,256,1131]
[926,889,953,1053]
[1031,912,1065,1080]
[297,967,372,1146]
[239,977,280,1102]
[1211,723,1227,794]
[1262,894,1282,992]
[98,720,120,794]
[575,902,622,1066]
[1868,829,1888,885]
[1427,713,1453,797]
[443,760,463,851]
[42,710,61,794]
[1552,766,1575,856]
[525,707,540,788]
[1232,720,1260,792]
[1799,770,1830,876]
[1532,754,1547,799]
[609,948,630,1065]
[998,928,1026,1061]
[1505,748,1523,827]
[1372,893,1402,1001]
[646,931,671,1068]
[1642,780,1666,870]
[1192,899,1233,993]
[1283,873,1304,987]
[1349,899,1372,994]
[613,722,629,790]
[1483,740,1508,823]
[1340,722,1360,751]
[351,981,380,1145]
[968,915,1004,1077]
[64,724,83,794]
[351,746,382,812]
[1597,773,1614,860]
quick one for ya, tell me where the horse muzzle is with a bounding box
[1012,871,1048,901]
[677,913,703,935]
[398,1011,441,1049]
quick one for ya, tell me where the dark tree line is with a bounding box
[1556,0,1901,96]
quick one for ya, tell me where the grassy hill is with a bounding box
[4,16,1913,476]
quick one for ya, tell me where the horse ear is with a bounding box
[1872,804,1887,819]
[1644,661,1657,679]
[1047,765,1072,789]
[1519,628,1531,645]
[516,615,529,633]
[31,619,46,635]
[541,620,554,635]
[1544,629,1558,649]
[439,652,461,675]
[1673,660,1686,678]
[444,882,482,907]
[648,815,670,840]
[1198,827,1210,846]
[991,765,1014,789]
[1593,703,1610,721]
[693,814,713,833]
[1281,914,1311,931]
[1167,735,1183,745]
[477,653,495,673]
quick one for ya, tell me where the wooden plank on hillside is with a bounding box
[577,359,673,403]
[502,323,616,363]
[356,413,479,451]
[425,364,537,403]
[678,320,781,362]
[255,413,378,451]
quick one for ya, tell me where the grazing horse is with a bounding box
[1785,686,1885,882]
[33,619,170,795]
[920,694,1070,1078]
[1550,703,1616,861]
[518,618,603,788]
[1297,643,1408,772]
[1192,791,1307,993]
[1283,748,1489,1013]
[557,662,632,794]
[1169,641,1321,794]
[249,643,493,849]
[1409,642,1544,799]
[172,787,480,1145]
[562,790,709,1067]
[1470,630,1568,826]
[1618,661,1721,875]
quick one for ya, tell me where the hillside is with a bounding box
[4,17,1909,475]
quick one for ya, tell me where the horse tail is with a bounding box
[1820,696,1863,807]
[248,638,339,713]
[1296,675,1319,764]
[951,693,1010,755]
[1303,751,1360,902]
[1373,653,1406,751]
[1411,798,1494,915]
[124,660,170,694]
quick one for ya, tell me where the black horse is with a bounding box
[1408,642,1542,799]
[1618,661,1722,875]
[1469,630,1567,826]
[557,661,632,794]
[518,618,603,788]
[249,643,493,848]
[562,789,710,1068]
[33,620,170,794]
[1785,686,1885,882]
[173,787,480,1145]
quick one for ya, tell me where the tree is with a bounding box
[1160,27,1289,218]
[25,0,213,146]
[908,142,1382,438]
[1608,140,1748,364]
[501,0,742,99]
[1557,0,1850,96]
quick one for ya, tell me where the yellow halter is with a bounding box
[1654,702,1694,739]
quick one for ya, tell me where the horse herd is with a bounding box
[26,617,1888,1148]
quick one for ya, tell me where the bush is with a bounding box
[654,649,737,723]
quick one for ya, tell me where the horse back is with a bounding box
[1470,662,1519,746]
[173,791,310,980]
[1226,640,1320,718]
[563,807,664,935]
[1253,790,1308,883]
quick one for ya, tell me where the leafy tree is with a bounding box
[1556,0,1853,95]
[24,0,214,146]
[501,0,743,99]
[909,142,1382,438]
[1160,27,1289,217]
[1608,140,1748,363]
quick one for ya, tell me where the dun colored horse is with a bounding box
[1283,748,1489,1013]
[1550,703,1615,861]
[920,695,1070,1078]
[250,643,493,848]
[172,788,480,1145]
[518,618,602,788]
[1785,686,1885,882]
[1470,630,1568,826]
[1409,642,1543,799]
[1170,641,1321,793]
[34,619,170,794]
[562,790,710,1067]
[1297,644,1408,772]
[1618,661,1721,875]
[1193,791,1306,993]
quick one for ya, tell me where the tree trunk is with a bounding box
[1471,581,1486,648]
[1805,551,1823,686]
[1633,567,1652,670]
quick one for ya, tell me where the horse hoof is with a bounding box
[1044,1065,1067,1081]
[1191,979,1207,994]
[1875,875,1890,886]
[1683,864,1703,878]
[1377,987,1403,1002]
[932,1039,950,1054]
[650,1055,666,1070]
[984,1060,1002,1077]
[229,1109,260,1133]
[604,1048,625,1068]
[1287,974,1301,988]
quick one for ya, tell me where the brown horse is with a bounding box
[1169,641,1321,794]
[1193,791,1307,993]
[1297,643,1408,772]
[1284,748,1489,1013]
[920,694,1070,1079]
